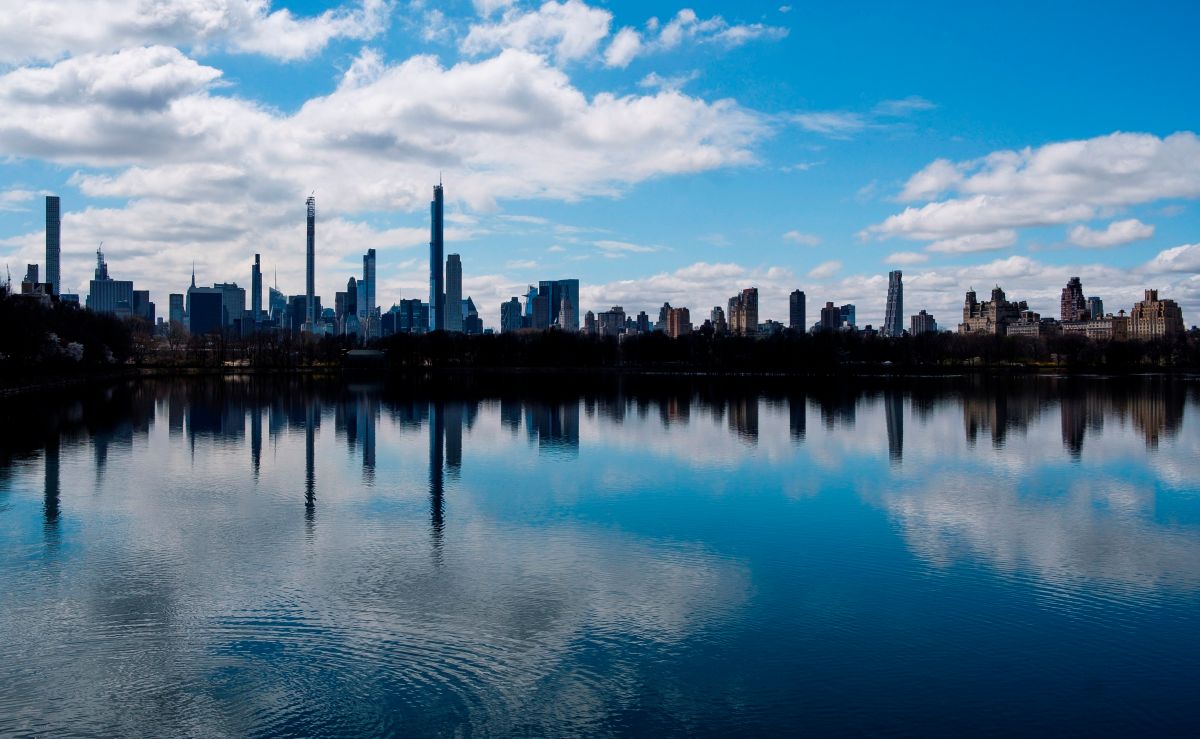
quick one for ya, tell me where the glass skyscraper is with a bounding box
[45,196,60,296]
[305,196,316,331]
[445,254,463,332]
[429,184,445,332]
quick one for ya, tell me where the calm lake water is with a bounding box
[1,375,1199,736]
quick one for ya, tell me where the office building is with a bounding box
[429,184,445,331]
[85,248,134,315]
[251,254,262,326]
[597,306,626,337]
[132,289,154,323]
[169,293,184,325]
[711,306,727,335]
[635,311,650,334]
[24,264,38,285]
[362,248,376,319]
[305,196,316,332]
[910,310,938,336]
[1061,276,1087,322]
[45,196,61,296]
[583,311,597,335]
[727,288,759,336]
[501,297,524,332]
[534,279,579,331]
[1130,289,1185,338]
[819,301,841,332]
[838,304,856,329]
[445,254,463,332]
[959,286,1027,335]
[189,288,224,335]
[666,306,692,338]
[1087,296,1104,320]
[789,290,806,331]
[269,286,286,323]
[884,271,903,336]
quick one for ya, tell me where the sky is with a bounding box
[0,0,1198,329]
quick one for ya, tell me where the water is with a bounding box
[1,375,1198,736]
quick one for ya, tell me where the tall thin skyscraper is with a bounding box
[362,248,376,320]
[445,254,463,332]
[884,270,903,337]
[429,184,445,331]
[305,196,316,331]
[251,253,262,325]
[789,289,806,331]
[45,196,61,296]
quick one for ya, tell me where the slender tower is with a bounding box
[252,253,262,326]
[305,196,316,331]
[429,183,444,331]
[45,196,61,296]
[362,248,376,319]
[445,254,462,332]
[884,270,903,337]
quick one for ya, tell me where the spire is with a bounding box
[190,260,196,289]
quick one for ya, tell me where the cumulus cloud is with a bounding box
[926,230,1017,254]
[884,251,928,266]
[601,8,787,68]
[0,0,391,63]
[460,0,613,64]
[808,260,841,279]
[1068,219,1155,248]
[868,131,1200,242]
[782,230,821,246]
[1143,243,1200,274]
[0,45,763,305]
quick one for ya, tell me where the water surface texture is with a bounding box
[1,376,1199,736]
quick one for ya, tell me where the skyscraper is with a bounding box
[362,248,376,320]
[727,287,759,335]
[445,254,463,332]
[1060,276,1086,322]
[429,183,445,331]
[251,253,262,326]
[45,196,60,296]
[536,279,579,331]
[1087,296,1104,320]
[305,196,316,331]
[789,290,806,331]
[884,270,903,336]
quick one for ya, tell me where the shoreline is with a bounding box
[3,363,1198,397]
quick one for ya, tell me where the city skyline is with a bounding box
[1,1,1198,329]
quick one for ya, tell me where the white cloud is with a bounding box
[594,239,662,254]
[926,230,1017,254]
[0,46,764,305]
[872,96,937,117]
[808,260,841,279]
[782,230,821,246]
[601,8,787,68]
[1143,243,1200,274]
[1068,219,1155,248]
[789,111,867,138]
[0,0,391,63]
[884,251,928,266]
[604,26,642,68]
[637,70,700,91]
[0,189,38,212]
[870,131,1200,242]
[472,0,515,15]
[461,0,612,65]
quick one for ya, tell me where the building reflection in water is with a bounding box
[728,396,758,443]
[524,400,580,455]
[884,390,903,464]
[789,393,806,442]
[304,401,316,530]
[429,401,445,558]
[44,438,60,546]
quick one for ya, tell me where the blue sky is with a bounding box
[1,0,1198,327]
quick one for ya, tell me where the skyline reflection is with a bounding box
[1,376,1198,735]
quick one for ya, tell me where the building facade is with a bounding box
[959,286,1027,335]
[1061,276,1087,322]
[445,254,463,332]
[726,288,759,336]
[884,271,903,336]
[429,184,445,331]
[789,289,805,332]
[1130,289,1185,338]
[305,196,316,332]
[45,195,60,296]
[910,309,937,336]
